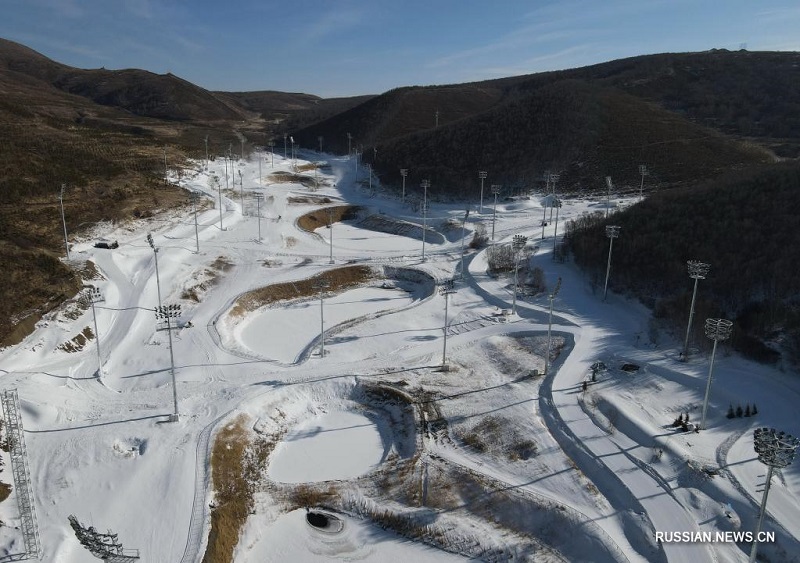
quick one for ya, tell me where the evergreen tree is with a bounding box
[744,404,752,417]
[736,404,744,417]
[727,404,736,419]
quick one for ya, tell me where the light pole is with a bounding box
[420,179,430,261]
[490,184,501,241]
[59,183,70,260]
[545,277,562,375]
[638,164,648,201]
[367,163,372,194]
[238,170,244,215]
[400,169,408,204]
[217,172,224,231]
[459,209,470,279]
[682,260,711,361]
[605,176,613,219]
[315,279,329,358]
[552,198,562,260]
[146,233,163,309]
[512,235,527,314]
[283,133,287,159]
[84,287,104,377]
[699,318,733,430]
[478,171,487,213]
[327,208,335,263]
[749,427,799,563]
[258,146,262,186]
[548,173,559,224]
[603,225,621,301]
[347,132,352,157]
[439,279,456,369]
[268,140,275,167]
[290,136,296,170]
[204,135,209,170]
[154,304,181,421]
[254,193,264,242]
[190,191,200,253]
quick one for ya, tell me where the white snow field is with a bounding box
[0,148,798,563]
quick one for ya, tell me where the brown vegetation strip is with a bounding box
[296,205,361,233]
[230,265,375,317]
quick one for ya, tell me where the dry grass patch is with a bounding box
[203,414,278,563]
[58,326,94,353]
[230,265,375,317]
[268,172,317,188]
[296,205,361,232]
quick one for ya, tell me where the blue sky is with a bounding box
[2,0,799,97]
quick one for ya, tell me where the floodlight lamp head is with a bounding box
[704,318,733,341]
[400,169,408,176]
[550,276,562,299]
[491,185,501,195]
[753,427,800,468]
[605,225,621,238]
[687,260,710,279]
[439,279,456,295]
[605,176,613,189]
[513,234,528,250]
[478,171,487,179]
[146,233,156,249]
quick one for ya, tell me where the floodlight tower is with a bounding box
[268,140,275,166]
[204,135,209,170]
[154,304,181,421]
[699,318,733,430]
[59,183,70,260]
[84,287,104,377]
[439,279,456,369]
[420,179,430,262]
[400,169,408,204]
[490,184,502,241]
[512,235,528,314]
[603,225,621,301]
[638,164,649,201]
[347,132,352,156]
[749,427,800,563]
[459,208,470,279]
[190,191,200,253]
[552,198,562,260]
[146,233,163,309]
[367,163,373,194]
[254,193,264,242]
[315,279,330,358]
[327,207,335,263]
[318,136,324,153]
[605,176,613,219]
[544,277,562,375]
[478,171,487,213]
[682,260,711,361]
[283,133,288,158]
[258,146,262,185]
